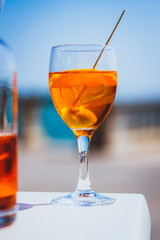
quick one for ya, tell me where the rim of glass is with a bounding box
[51,44,113,52]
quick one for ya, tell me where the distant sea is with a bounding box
[18,93,76,141]
[42,102,75,140]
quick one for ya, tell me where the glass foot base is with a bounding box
[51,190,115,206]
[0,207,16,228]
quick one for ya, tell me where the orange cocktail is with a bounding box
[49,69,117,138]
[49,44,118,206]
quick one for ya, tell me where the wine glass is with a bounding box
[49,44,117,206]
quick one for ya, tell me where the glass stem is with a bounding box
[76,135,91,192]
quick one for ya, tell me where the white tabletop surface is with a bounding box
[0,192,151,240]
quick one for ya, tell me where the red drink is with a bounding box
[0,133,17,211]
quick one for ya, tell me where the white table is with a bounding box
[0,192,151,240]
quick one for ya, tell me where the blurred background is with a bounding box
[0,0,160,239]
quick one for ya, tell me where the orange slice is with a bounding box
[61,106,97,128]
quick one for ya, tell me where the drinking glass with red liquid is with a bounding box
[0,39,18,227]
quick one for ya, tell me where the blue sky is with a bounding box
[0,0,160,103]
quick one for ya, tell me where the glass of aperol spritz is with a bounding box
[49,44,117,206]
